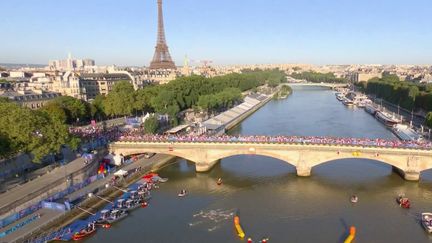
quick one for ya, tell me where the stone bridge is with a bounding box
[288,82,348,89]
[109,141,432,181]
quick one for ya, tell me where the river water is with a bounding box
[88,87,432,243]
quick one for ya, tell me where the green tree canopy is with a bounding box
[0,99,78,162]
[103,81,137,116]
[143,115,159,134]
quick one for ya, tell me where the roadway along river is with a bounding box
[88,86,432,243]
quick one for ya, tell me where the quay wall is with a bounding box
[18,155,176,243]
[225,94,274,130]
[0,153,102,223]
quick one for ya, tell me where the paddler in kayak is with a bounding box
[217,178,222,185]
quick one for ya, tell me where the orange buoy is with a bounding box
[349,226,356,236]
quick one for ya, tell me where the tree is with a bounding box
[143,115,159,134]
[0,100,75,162]
[91,95,106,120]
[103,81,136,116]
[426,112,432,128]
[40,102,67,123]
[49,96,89,124]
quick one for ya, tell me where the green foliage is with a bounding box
[143,115,159,134]
[197,88,242,112]
[103,81,137,117]
[290,71,348,83]
[40,102,67,123]
[49,96,90,124]
[426,112,432,128]
[0,99,76,162]
[91,95,106,120]
[99,69,284,120]
[364,77,428,111]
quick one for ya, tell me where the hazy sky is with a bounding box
[1,0,431,66]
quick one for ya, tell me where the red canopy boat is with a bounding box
[72,227,96,241]
[397,196,410,209]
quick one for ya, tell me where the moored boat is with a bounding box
[72,226,96,241]
[364,104,378,115]
[124,198,143,211]
[342,98,354,107]
[421,212,432,233]
[106,209,128,224]
[391,124,423,142]
[376,111,402,127]
[96,209,110,224]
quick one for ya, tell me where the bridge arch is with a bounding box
[309,155,406,173]
[207,150,298,168]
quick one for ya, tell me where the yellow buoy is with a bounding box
[234,216,245,238]
[344,226,356,243]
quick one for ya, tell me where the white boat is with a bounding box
[106,209,128,224]
[336,93,345,101]
[350,195,358,203]
[342,98,354,107]
[422,213,432,233]
[392,124,423,142]
[375,111,402,127]
[178,190,187,197]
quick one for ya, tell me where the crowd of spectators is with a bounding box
[117,133,432,149]
[69,124,432,150]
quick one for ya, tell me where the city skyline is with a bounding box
[1,0,431,66]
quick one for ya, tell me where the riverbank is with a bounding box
[17,154,176,243]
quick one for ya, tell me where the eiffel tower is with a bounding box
[149,0,176,69]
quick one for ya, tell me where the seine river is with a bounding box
[88,87,432,243]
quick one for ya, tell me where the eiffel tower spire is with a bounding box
[149,0,176,69]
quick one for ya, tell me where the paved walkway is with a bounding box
[0,155,92,217]
[0,209,61,243]
[4,154,175,243]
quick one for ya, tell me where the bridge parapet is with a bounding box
[109,140,432,181]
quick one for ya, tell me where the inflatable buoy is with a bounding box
[234,216,245,238]
[247,237,252,243]
[142,202,148,208]
[344,226,356,243]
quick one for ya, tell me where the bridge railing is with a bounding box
[113,137,432,151]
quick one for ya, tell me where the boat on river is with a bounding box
[365,104,378,115]
[421,213,432,233]
[392,124,423,142]
[396,195,410,209]
[124,198,144,211]
[96,209,110,224]
[342,98,354,107]
[72,226,96,241]
[178,190,187,197]
[350,195,358,203]
[375,111,402,127]
[336,93,346,101]
[106,209,128,224]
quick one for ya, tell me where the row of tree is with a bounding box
[0,98,80,161]
[356,74,432,127]
[0,69,286,161]
[290,71,348,83]
[92,69,287,125]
